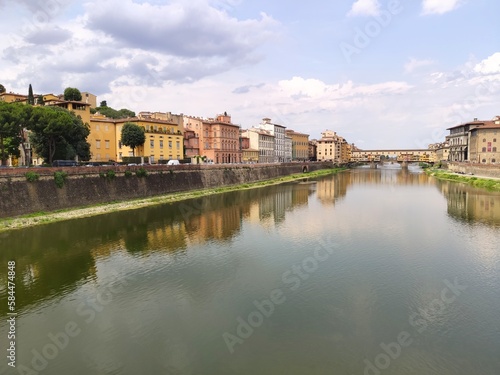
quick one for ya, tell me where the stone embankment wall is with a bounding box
[0,162,331,218]
[447,162,500,179]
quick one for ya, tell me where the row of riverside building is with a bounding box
[429,117,500,164]
[3,89,498,166]
[0,90,354,166]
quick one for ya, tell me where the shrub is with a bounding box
[136,168,148,178]
[54,171,68,188]
[25,171,40,182]
[106,170,116,179]
[125,170,132,177]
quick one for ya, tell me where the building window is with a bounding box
[483,138,486,142]
[169,141,172,149]
[150,139,154,148]
[482,147,486,152]
[176,141,180,149]
[160,140,163,149]
[128,151,134,156]
[482,159,486,163]
[105,140,110,149]
[494,138,497,142]
[493,147,497,152]
[96,140,101,149]
[105,125,109,131]
[95,124,100,131]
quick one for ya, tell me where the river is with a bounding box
[1,165,499,375]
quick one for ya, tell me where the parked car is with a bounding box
[167,160,180,166]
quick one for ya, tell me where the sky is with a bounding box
[0,0,499,148]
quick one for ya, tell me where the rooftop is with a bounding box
[446,119,494,130]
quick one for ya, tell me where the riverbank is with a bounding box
[0,167,345,232]
[425,168,500,191]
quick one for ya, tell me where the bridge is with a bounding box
[351,149,434,168]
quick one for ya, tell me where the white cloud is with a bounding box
[422,0,464,15]
[347,0,380,17]
[0,0,280,95]
[404,58,435,73]
[474,52,500,75]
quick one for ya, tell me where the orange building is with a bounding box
[184,113,241,164]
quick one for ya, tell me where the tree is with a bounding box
[63,87,82,101]
[36,95,44,106]
[28,84,35,105]
[0,102,28,165]
[117,108,135,118]
[95,105,135,119]
[0,84,5,93]
[100,100,107,107]
[29,106,90,164]
[121,122,145,156]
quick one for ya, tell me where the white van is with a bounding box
[167,160,180,165]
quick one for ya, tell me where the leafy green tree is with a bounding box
[29,106,90,164]
[0,102,25,165]
[117,108,135,118]
[28,84,35,105]
[1,137,21,161]
[96,105,135,119]
[0,84,5,93]
[121,122,145,156]
[63,87,82,101]
[100,100,107,107]
[36,95,44,106]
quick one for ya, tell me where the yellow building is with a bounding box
[285,130,309,161]
[469,121,500,164]
[88,111,185,163]
[242,149,259,163]
[436,146,450,162]
[81,92,97,108]
[116,118,183,163]
[88,115,118,162]
[45,99,91,125]
[339,138,350,163]
[41,93,60,102]
[0,92,28,103]
[317,130,344,162]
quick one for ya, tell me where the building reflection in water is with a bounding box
[3,166,498,315]
[436,180,500,226]
[0,182,315,313]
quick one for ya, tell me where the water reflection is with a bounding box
[2,167,499,317]
[436,180,500,226]
[0,183,316,315]
[1,167,499,375]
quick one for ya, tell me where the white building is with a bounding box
[258,118,286,162]
[242,128,275,163]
